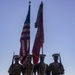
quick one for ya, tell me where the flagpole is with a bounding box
[42,1,44,55]
[29,1,31,54]
[42,44,43,54]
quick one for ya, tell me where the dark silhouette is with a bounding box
[34,54,48,75]
[48,53,65,75]
[8,55,23,75]
[22,54,34,75]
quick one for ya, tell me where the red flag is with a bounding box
[19,3,30,64]
[32,2,44,64]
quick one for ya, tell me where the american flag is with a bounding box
[19,3,30,64]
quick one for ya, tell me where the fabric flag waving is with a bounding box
[32,2,44,64]
[19,3,30,64]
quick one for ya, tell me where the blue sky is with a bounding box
[0,0,75,75]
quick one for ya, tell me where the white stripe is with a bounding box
[21,34,30,38]
[23,28,30,32]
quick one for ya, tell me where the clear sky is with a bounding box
[0,0,75,75]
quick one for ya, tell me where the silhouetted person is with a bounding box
[23,54,34,75]
[8,55,23,75]
[34,54,48,75]
[48,53,64,75]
